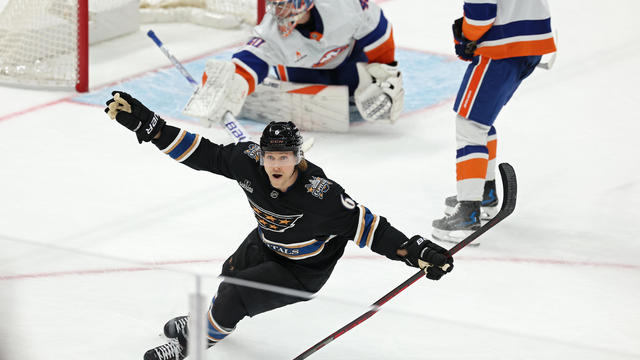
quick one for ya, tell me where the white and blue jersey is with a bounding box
[230,0,395,95]
[151,124,410,269]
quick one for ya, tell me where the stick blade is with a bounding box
[496,162,517,219]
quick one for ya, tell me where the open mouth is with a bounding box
[272,174,282,179]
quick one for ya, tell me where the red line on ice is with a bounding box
[2,255,638,281]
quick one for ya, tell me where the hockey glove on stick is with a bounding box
[105,91,165,144]
[452,17,477,61]
[398,235,453,280]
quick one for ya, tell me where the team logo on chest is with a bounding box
[305,176,332,199]
[243,144,260,162]
[313,45,350,68]
[248,199,303,232]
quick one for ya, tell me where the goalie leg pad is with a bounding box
[239,78,350,133]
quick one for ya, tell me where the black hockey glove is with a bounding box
[452,17,477,61]
[104,91,165,143]
[399,236,453,280]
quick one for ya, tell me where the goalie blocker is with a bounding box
[183,59,405,133]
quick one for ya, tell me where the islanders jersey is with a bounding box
[151,124,409,270]
[231,0,395,94]
[463,0,556,59]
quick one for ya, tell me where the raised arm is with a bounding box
[104,90,241,179]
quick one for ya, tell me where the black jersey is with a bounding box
[152,125,409,272]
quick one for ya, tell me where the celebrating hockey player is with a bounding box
[184,0,404,133]
[432,0,556,242]
[103,91,452,360]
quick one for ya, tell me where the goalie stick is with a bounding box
[292,162,517,360]
[147,30,251,143]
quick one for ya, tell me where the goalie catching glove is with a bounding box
[398,236,454,280]
[105,91,165,143]
[354,62,404,123]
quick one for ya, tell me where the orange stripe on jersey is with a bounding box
[277,64,288,82]
[202,72,208,86]
[463,18,493,42]
[287,85,328,95]
[234,64,256,95]
[457,158,488,181]
[365,28,396,64]
[487,139,497,160]
[477,38,557,60]
[458,56,491,119]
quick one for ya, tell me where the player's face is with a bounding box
[262,151,299,190]
[267,0,313,37]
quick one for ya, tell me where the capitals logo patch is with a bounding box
[244,143,260,162]
[249,199,303,232]
[305,176,332,199]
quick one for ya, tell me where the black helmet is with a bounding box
[260,121,303,153]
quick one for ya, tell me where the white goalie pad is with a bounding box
[183,59,248,127]
[238,78,350,133]
[354,62,404,124]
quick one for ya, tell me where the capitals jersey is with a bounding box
[463,0,556,59]
[151,125,409,271]
[231,0,395,94]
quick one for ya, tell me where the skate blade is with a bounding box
[432,228,480,247]
[444,205,499,220]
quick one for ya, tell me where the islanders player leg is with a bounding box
[433,55,527,242]
[443,125,499,220]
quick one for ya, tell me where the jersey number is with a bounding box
[247,37,265,48]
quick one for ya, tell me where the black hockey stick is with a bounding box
[292,163,517,360]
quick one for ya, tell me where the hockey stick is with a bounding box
[147,29,250,143]
[292,162,517,360]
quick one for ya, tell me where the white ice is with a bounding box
[0,1,639,359]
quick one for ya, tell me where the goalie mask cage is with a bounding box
[0,0,265,93]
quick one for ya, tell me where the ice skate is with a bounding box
[432,201,481,245]
[444,180,499,220]
[144,339,186,360]
[164,315,189,339]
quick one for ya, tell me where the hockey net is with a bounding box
[0,0,262,92]
[0,0,139,92]
[140,0,265,29]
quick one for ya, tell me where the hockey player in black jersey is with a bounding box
[104,91,454,360]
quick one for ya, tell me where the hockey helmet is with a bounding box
[266,0,314,37]
[259,121,304,165]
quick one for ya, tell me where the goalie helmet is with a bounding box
[266,0,314,37]
[260,121,304,164]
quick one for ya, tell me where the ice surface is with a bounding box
[1,1,639,359]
